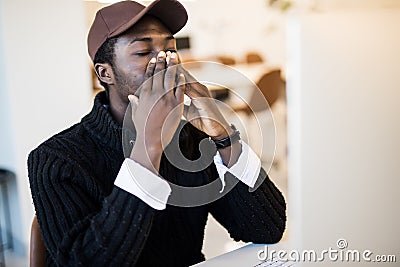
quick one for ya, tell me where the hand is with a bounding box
[128,51,185,172]
[179,67,233,140]
[179,66,241,167]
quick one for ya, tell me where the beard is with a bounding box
[112,64,147,98]
[113,65,135,97]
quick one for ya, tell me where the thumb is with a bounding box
[183,103,190,120]
[128,94,139,115]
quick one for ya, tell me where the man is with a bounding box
[28,0,286,266]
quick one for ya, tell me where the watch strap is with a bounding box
[212,124,241,149]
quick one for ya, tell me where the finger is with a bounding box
[178,66,211,98]
[138,57,157,96]
[164,53,178,95]
[175,51,182,64]
[168,52,178,68]
[128,94,139,116]
[177,65,194,83]
[153,51,166,94]
[175,73,185,102]
[166,51,172,66]
[183,103,189,120]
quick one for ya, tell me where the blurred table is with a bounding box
[185,62,280,109]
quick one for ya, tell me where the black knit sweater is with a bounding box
[28,91,286,267]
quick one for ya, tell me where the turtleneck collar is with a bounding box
[82,91,123,150]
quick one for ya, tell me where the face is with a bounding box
[107,16,177,105]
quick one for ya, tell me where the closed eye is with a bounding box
[136,51,152,56]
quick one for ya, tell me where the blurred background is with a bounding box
[1,0,399,266]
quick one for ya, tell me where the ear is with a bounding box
[94,63,114,86]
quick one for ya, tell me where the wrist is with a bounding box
[130,137,163,173]
[212,127,235,141]
[211,124,241,149]
[217,140,242,167]
[212,134,228,141]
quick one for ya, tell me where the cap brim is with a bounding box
[110,0,188,38]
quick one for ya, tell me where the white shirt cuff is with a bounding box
[114,158,171,210]
[213,141,261,192]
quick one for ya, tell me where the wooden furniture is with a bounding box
[245,52,264,64]
[30,216,46,267]
[234,69,283,114]
[216,55,236,65]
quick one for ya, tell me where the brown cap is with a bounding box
[87,0,188,61]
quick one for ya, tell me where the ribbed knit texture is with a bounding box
[28,91,286,266]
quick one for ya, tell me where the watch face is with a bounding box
[213,125,241,149]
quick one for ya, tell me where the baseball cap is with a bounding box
[87,0,188,61]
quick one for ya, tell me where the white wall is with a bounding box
[311,0,400,11]
[85,0,288,66]
[0,0,92,255]
[84,0,400,71]
[179,0,287,66]
[173,0,400,66]
[286,9,400,265]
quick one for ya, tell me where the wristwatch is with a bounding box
[212,124,241,149]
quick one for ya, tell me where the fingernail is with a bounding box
[128,95,134,101]
[158,51,166,58]
[171,52,177,59]
[166,51,172,57]
[150,57,156,64]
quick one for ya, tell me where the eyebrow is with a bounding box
[130,35,175,44]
